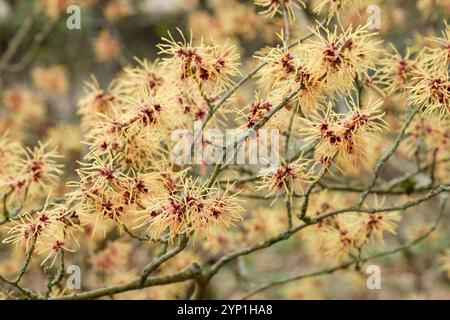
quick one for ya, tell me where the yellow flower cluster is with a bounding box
[300,98,386,170]
[257,24,381,113]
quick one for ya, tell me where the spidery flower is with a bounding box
[409,67,450,118]
[254,0,305,20]
[258,155,315,202]
[300,98,387,170]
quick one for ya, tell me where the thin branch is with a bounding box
[241,197,447,299]
[140,234,190,285]
[358,107,419,206]
[55,263,202,300]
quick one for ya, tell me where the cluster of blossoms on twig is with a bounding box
[1,23,247,266]
[373,23,450,117]
[300,98,387,170]
[256,24,381,113]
